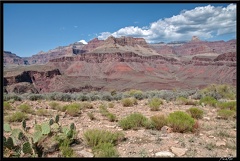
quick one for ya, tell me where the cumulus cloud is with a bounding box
[98,4,236,43]
[78,40,88,44]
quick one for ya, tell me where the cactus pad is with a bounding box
[4,123,11,132]
[22,142,33,154]
[41,122,51,135]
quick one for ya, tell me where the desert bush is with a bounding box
[148,98,163,111]
[83,129,124,147]
[99,104,109,116]
[27,94,45,101]
[121,98,137,107]
[99,104,117,122]
[106,113,117,122]
[3,93,22,101]
[5,111,28,122]
[118,113,149,130]
[75,94,90,101]
[55,93,72,102]
[49,102,61,110]
[167,111,195,133]
[217,109,235,120]
[112,93,123,101]
[150,114,168,130]
[81,102,93,109]
[200,84,236,100]
[176,96,188,105]
[18,104,34,114]
[59,138,74,157]
[108,102,114,108]
[186,107,204,119]
[216,101,236,111]
[35,109,50,116]
[101,93,113,101]
[93,142,119,157]
[88,93,101,101]
[128,89,144,100]
[65,103,81,116]
[199,96,218,107]
[3,101,13,110]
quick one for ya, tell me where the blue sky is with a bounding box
[4,3,236,57]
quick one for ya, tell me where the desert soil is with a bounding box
[4,99,236,158]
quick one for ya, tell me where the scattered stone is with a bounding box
[203,117,210,121]
[170,147,188,157]
[149,149,154,153]
[208,135,215,138]
[105,125,116,128]
[216,141,226,147]
[155,151,175,157]
[76,150,94,157]
[161,126,173,134]
[174,141,179,144]
[199,133,204,136]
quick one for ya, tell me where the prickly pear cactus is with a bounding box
[22,120,26,131]
[55,115,59,124]
[49,119,54,125]
[70,123,75,130]
[51,123,60,133]
[33,131,43,143]
[22,141,33,154]
[41,122,51,135]
[4,123,11,132]
[4,137,14,149]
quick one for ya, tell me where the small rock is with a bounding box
[149,149,154,153]
[174,141,179,144]
[76,150,94,157]
[170,147,188,157]
[161,126,173,134]
[208,135,215,138]
[155,151,175,157]
[216,141,226,147]
[203,117,210,121]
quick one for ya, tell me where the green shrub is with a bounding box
[3,94,22,101]
[106,113,117,122]
[59,138,74,157]
[121,98,137,107]
[217,109,235,120]
[76,94,90,101]
[150,114,168,130]
[65,103,81,116]
[99,104,109,116]
[83,129,124,147]
[18,104,34,114]
[200,84,236,100]
[176,97,188,105]
[3,101,13,110]
[217,101,236,111]
[199,96,218,107]
[148,98,163,111]
[35,109,50,116]
[128,89,144,100]
[93,142,119,157]
[27,94,44,101]
[118,113,149,130]
[186,107,204,119]
[81,102,93,109]
[5,111,28,122]
[108,102,114,108]
[167,111,195,133]
[49,102,61,110]
[101,94,113,101]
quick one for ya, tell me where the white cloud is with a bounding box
[98,4,236,43]
[78,40,88,44]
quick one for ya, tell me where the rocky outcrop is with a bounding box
[214,52,236,61]
[3,51,28,66]
[105,36,149,48]
[80,38,104,53]
[4,69,61,93]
